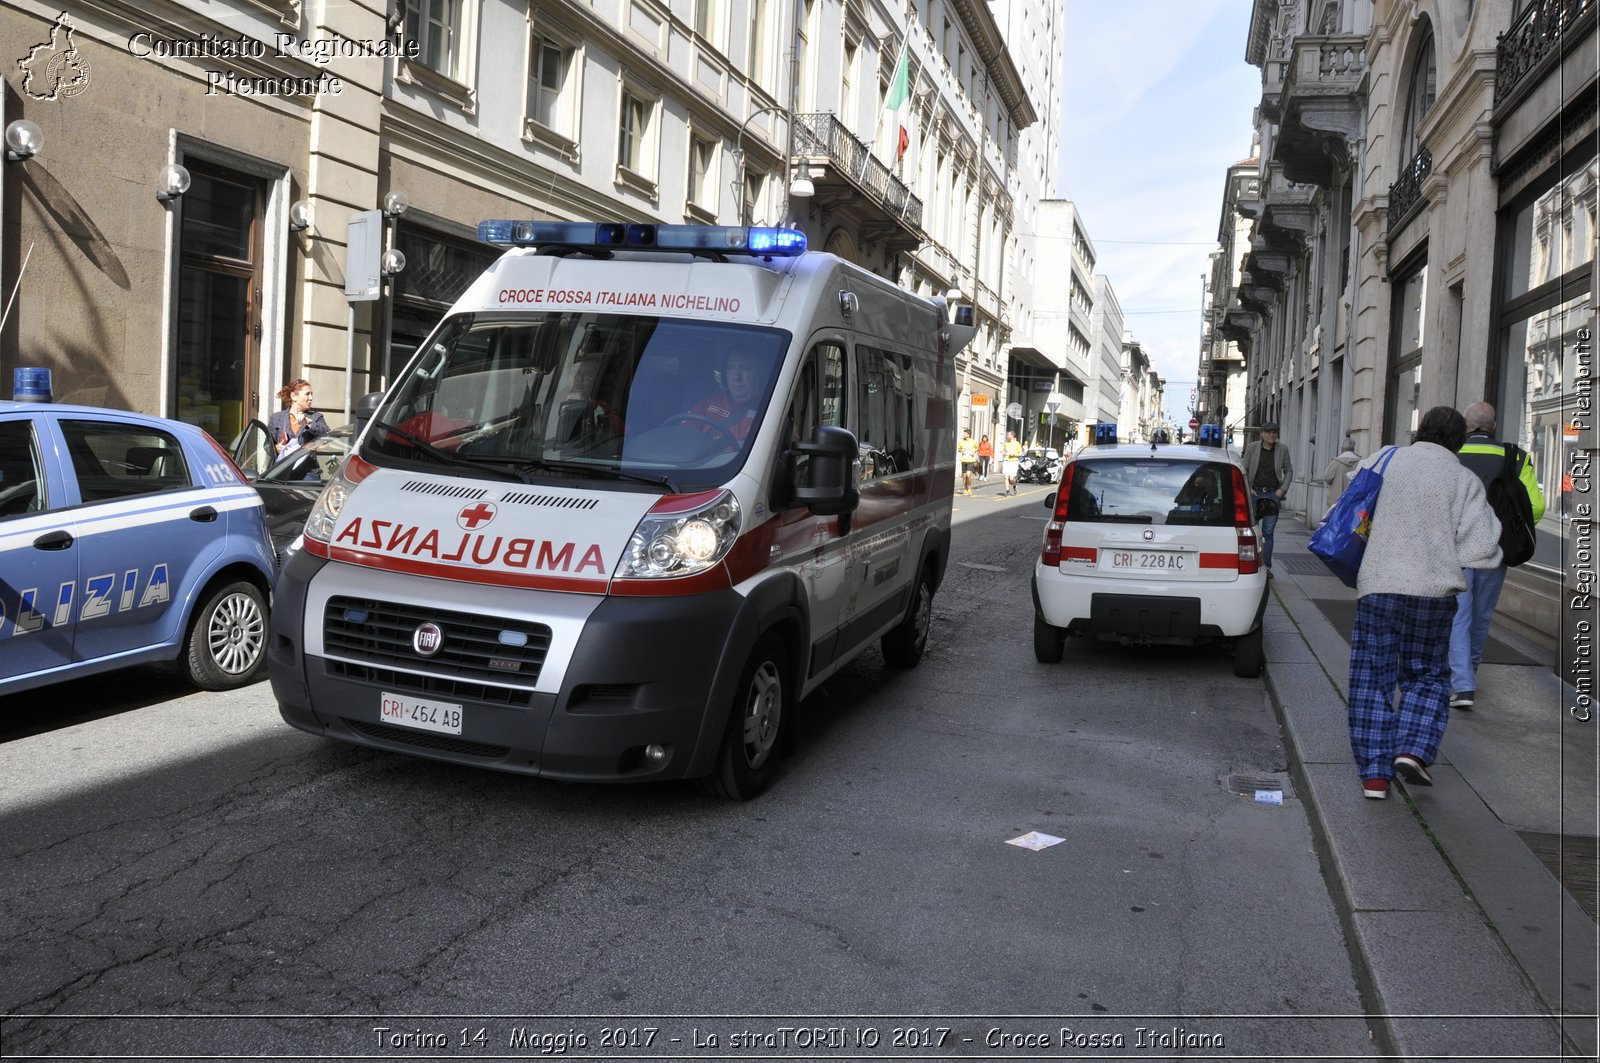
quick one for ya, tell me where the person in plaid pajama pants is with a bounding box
[1343,407,1502,801]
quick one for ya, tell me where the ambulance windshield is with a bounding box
[364,312,789,491]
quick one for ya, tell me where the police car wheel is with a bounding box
[882,568,933,668]
[700,634,787,801]
[185,580,269,691]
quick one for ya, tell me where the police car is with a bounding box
[1031,425,1269,677]
[0,401,277,696]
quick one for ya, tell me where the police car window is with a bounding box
[62,421,192,503]
[0,420,46,518]
[1066,459,1236,527]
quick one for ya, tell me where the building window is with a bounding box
[528,35,575,136]
[748,0,769,85]
[694,0,714,39]
[1400,22,1436,162]
[742,169,765,225]
[406,0,460,78]
[619,89,655,176]
[1492,158,1598,565]
[842,39,857,120]
[1384,257,1428,445]
[687,134,717,218]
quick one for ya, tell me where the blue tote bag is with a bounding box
[1308,446,1397,588]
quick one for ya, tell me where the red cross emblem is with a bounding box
[457,501,498,530]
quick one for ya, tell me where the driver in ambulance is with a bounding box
[688,350,763,443]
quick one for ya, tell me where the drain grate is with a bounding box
[1516,832,1599,922]
[1225,771,1295,800]
[1275,555,1332,575]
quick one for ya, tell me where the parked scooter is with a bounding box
[1017,448,1063,484]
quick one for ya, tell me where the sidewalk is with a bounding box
[1263,514,1598,1060]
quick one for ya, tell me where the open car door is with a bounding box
[230,420,273,480]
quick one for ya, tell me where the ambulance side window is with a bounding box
[0,420,47,518]
[854,345,916,480]
[781,341,847,502]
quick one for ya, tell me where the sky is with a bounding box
[1058,1,1264,429]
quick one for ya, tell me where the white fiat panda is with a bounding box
[1030,430,1270,677]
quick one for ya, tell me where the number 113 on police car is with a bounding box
[380,692,463,735]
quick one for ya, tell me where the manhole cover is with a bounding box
[1225,771,1295,799]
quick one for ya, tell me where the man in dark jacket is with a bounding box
[1242,421,1293,569]
[1447,402,1545,709]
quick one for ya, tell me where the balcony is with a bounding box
[1271,33,1366,187]
[1496,0,1598,108]
[1388,147,1432,236]
[793,112,924,253]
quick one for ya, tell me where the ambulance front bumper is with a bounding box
[269,551,752,782]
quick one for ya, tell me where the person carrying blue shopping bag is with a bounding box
[1342,406,1501,802]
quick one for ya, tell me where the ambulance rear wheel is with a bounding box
[185,580,268,690]
[700,634,787,801]
[882,567,933,668]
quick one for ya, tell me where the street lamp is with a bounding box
[734,105,810,224]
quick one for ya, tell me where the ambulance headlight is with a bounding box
[617,490,741,579]
[303,468,353,544]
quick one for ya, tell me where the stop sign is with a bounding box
[1189,418,1200,430]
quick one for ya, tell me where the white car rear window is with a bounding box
[1064,459,1237,527]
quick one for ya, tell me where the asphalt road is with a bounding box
[1,486,1378,1060]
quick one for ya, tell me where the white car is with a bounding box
[1030,441,1270,677]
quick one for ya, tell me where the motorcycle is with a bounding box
[1017,448,1063,484]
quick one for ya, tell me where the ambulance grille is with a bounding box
[498,492,600,510]
[400,481,488,499]
[323,596,551,691]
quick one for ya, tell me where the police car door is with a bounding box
[773,338,855,676]
[0,415,77,680]
[57,418,222,663]
[840,341,916,651]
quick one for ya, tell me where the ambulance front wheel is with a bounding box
[185,580,269,690]
[700,633,788,801]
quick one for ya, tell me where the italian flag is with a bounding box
[885,43,911,160]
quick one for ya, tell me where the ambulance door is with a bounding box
[841,341,917,652]
[0,415,77,679]
[773,337,854,678]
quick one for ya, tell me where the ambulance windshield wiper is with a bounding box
[520,456,675,490]
[370,419,527,483]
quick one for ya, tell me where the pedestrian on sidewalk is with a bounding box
[958,430,979,496]
[1447,402,1545,710]
[1315,437,1361,530]
[977,434,993,482]
[1002,431,1024,495]
[1242,421,1292,569]
[1346,406,1502,801]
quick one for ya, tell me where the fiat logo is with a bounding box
[1142,529,1155,541]
[413,622,444,656]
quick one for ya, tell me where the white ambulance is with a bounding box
[269,221,974,799]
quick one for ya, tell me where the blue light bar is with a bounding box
[477,220,807,255]
[1093,422,1119,445]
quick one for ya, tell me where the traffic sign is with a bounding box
[1007,402,1023,419]
[1189,418,1200,430]
[1046,400,1060,414]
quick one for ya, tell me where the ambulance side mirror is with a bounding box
[790,425,860,529]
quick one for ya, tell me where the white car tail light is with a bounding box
[1230,465,1261,575]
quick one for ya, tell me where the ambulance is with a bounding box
[268,221,974,798]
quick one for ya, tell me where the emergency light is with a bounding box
[476,220,807,256]
[1093,422,1118,445]
[1198,422,1224,447]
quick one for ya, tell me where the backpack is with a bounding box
[1487,443,1537,567]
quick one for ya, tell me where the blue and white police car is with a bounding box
[0,401,277,696]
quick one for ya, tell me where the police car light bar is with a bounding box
[1093,422,1118,445]
[476,220,807,256]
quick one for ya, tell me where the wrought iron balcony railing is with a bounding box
[793,112,924,231]
[1388,147,1433,235]
[1496,0,1597,106]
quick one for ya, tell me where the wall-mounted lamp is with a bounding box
[788,159,814,199]
[381,190,409,217]
[381,247,406,275]
[4,119,43,162]
[156,162,191,204]
[288,198,312,233]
